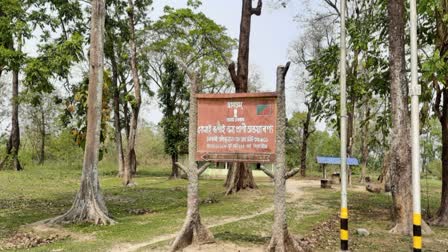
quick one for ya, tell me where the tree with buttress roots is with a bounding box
[170,72,214,251]
[387,0,431,234]
[44,0,115,225]
[225,0,263,195]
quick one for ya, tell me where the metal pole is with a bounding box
[339,0,348,250]
[409,0,422,250]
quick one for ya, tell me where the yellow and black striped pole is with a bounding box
[413,213,422,252]
[340,207,349,251]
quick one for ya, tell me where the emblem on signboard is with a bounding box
[256,104,272,115]
[227,101,245,122]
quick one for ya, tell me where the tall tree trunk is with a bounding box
[0,66,22,171]
[225,0,262,194]
[347,49,359,156]
[388,0,413,234]
[431,85,448,226]
[431,0,448,227]
[45,0,114,225]
[228,0,262,91]
[170,153,180,179]
[300,107,312,177]
[360,102,370,184]
[432,90,448,226]
[346,103,355,156]
[123,83,131,140]
[170,74,214,251]
[267,62,304,252]
[0,9,5,80]
[347,105,354,186]
[346,50,359,186]
[225,162,257,194]
[123,0,141,186]
[110,41,125,177]
[119,68,131,140]
[38,105,45,165]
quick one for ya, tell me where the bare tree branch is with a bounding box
[282,61,291,80]
[251,0,263,15]
[176,58,197,83]
[323,0,340,16]
[285,168,300,180]
[260,165,274,179]
[175,162,188,174]
[198,162,211,176]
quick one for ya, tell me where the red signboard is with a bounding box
[196,92,277,163]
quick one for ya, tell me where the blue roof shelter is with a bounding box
[316,156,359,166]
[315,156,359,181]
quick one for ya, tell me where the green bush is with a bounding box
[16,129,83,168]
[103,125,170,170]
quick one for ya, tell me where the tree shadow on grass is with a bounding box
[100,168,171,178]
[214,231,270,244]
[0,185,188,239]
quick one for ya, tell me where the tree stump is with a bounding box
[321,179,331,189]
[331,173,340,185]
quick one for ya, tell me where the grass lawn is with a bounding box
[0,161,447,251]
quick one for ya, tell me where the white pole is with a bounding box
[339,0,348,250]
[409,0,422,250]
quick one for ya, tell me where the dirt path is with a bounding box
[108,179,319,252]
